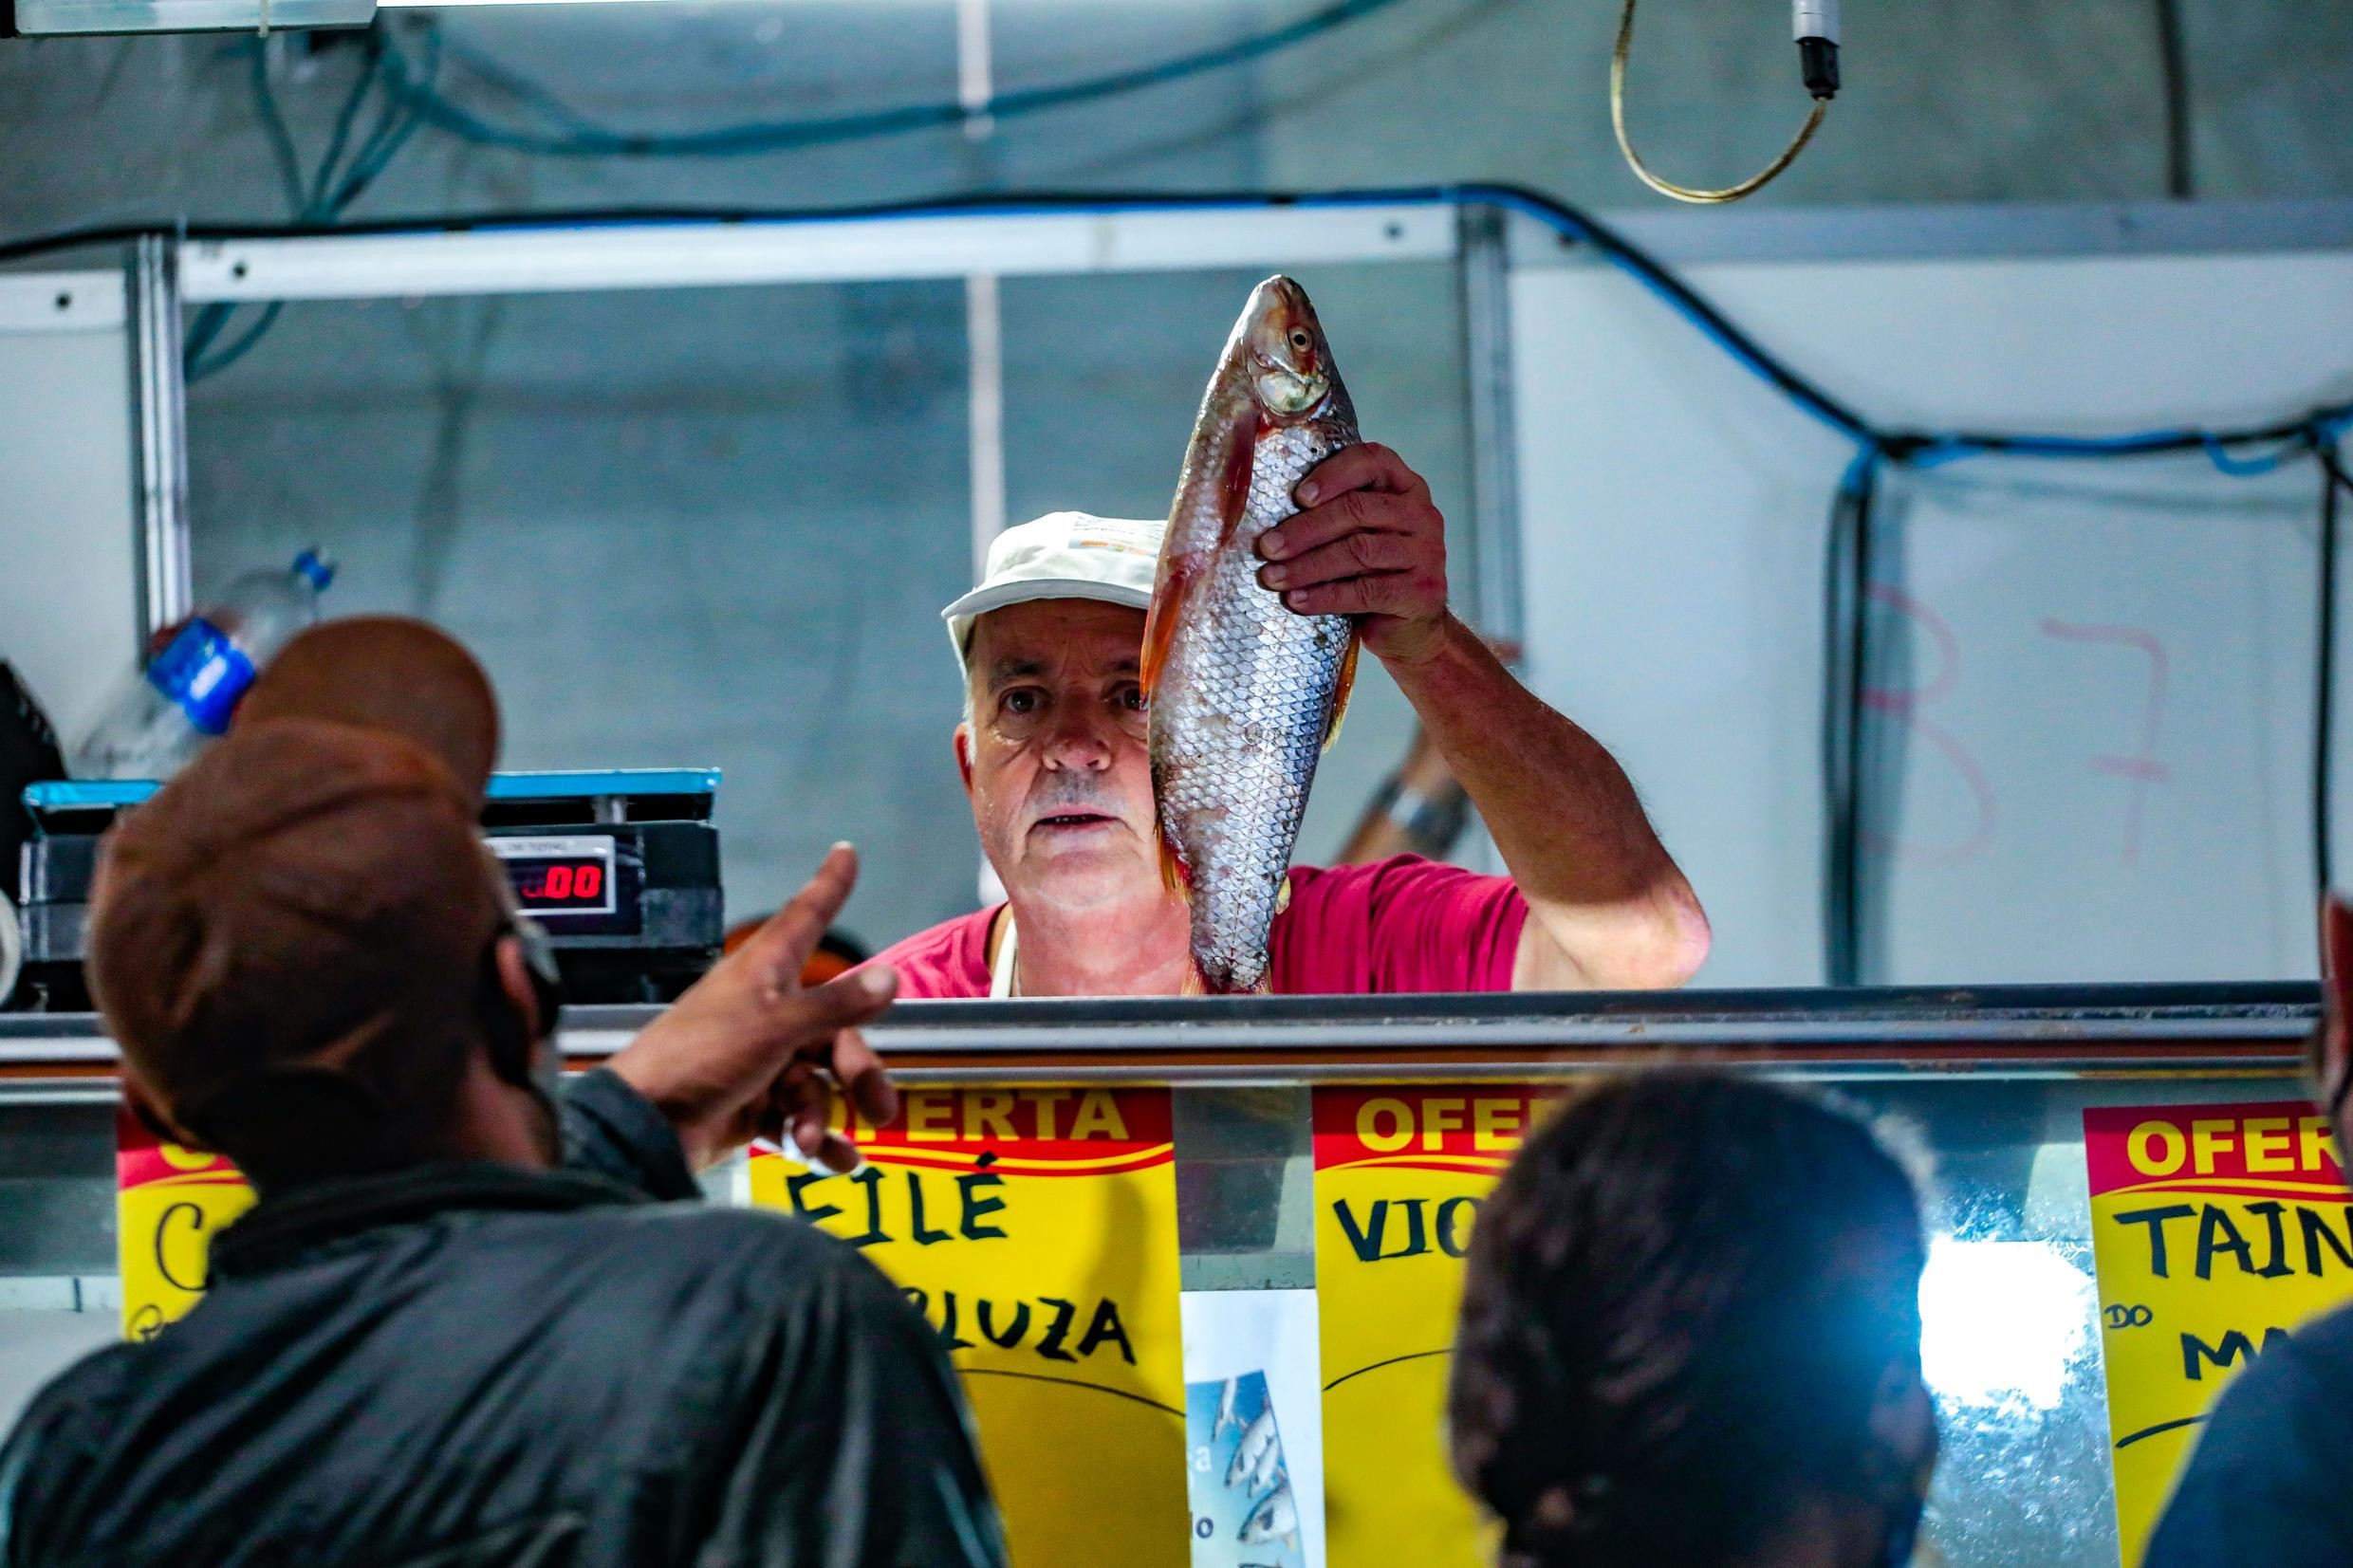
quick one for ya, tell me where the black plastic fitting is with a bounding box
[1798,36,1841,100]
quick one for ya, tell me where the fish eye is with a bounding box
[1288,330,1311,351]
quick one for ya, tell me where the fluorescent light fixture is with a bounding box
[375,0,939,6]
[1918,1238,2094,1412]
[373,0,711,8]
[178,206,1455,303]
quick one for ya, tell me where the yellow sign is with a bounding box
[116,1109,255,1341]
[2084,1099,2353,1564]
[1314,1085,1552,1568]
[750,1086,1187,1568]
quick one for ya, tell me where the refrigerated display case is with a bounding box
[0,983,2321,1567]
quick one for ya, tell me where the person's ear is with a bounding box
[493,935,543,1049]
[1866,1355,1939,1485]
[954,723,975,795]
[2325,897,2353,1024]
[122,1074,211,1155]
[2319,897,2353,1101]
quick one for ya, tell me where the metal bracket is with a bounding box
[130,235,191,643]
[1458,204,1523,651]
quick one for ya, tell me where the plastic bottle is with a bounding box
[69,548,336,780]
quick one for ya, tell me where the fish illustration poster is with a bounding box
[1313,1085,1554,1568]
[751,1086,1188,1568]
[1187,1371,1305,1568]
[116,1108,254,1341]
[2084,1100,2353,1566]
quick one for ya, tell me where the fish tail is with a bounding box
[1185,961,1272,997]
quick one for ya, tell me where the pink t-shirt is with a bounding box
[868,855,1528,999]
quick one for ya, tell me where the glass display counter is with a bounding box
[0,983,2322,1567]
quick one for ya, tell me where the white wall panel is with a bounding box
[0,270,139,744]
[1511,245,2353,986]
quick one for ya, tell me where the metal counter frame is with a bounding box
[0,983,2318,1098]
[0,982,2331,1568]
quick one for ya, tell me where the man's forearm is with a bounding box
[1381,615,1709,989]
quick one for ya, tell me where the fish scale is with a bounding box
[1146,277,1361,994]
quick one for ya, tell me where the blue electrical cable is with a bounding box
[2316,442,2346,895]
[1436,182,1880,442]
[376,0,1411,159]
[1820,444,1882,983]
[9,16,2345,977]
[136,179,2353,463]
[9,174,2350,974]
[1423,183,2353,474]
[187,30,443,383]
[308,37,392,214]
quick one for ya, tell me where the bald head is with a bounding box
[239,617,499,806]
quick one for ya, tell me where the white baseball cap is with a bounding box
[942,510,1165,666]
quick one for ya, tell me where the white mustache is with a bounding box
[1027,780,1125,822]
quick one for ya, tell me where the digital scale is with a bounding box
[10,768,723,1010]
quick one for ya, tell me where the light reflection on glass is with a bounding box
[1921,1237,2095,1411]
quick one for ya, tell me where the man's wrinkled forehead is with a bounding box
[980,651,1143,692]
[967,600,1147,691]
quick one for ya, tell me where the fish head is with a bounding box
[1237,1485,1298,1544]
[1241,276,1334,421]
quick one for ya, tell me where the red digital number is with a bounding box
[575,864,602,900]
[546,865,572,899]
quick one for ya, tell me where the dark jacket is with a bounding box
[2144,1302,2353,1566]
[0,1071,1007,1568]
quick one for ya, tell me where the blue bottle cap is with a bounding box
[145,618,256,736]
[292,548,335,592]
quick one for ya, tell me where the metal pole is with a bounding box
[1458,204,1523,650]
[131,234,192,641]
[958,0,1009,906]
[966,272,1007,581]
[957,0,1006,582]
[955,0,995,143]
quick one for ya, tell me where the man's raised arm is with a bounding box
[1256,443,1710,991]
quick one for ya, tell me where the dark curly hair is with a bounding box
[1449,1070,1928,1568]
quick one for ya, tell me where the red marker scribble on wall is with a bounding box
[2038,618,2172,864]
[1862,584,1997,864]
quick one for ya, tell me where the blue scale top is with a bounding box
[25,767,721,817]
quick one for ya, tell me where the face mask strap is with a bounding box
[480,855,565,1099]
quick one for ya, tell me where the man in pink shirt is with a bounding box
[871,445,1710,998]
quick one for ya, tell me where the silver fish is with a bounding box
[1250,1430,1285,1495]
[1225,1403,1278,1490]
[1238,1481,1299,1547]
[1214,1376,1240,1440]
[1144,275,1361,994]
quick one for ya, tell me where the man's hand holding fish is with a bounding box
[1251,441,1452,667]
[866,276,1710,1000]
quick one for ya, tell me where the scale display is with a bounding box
[488,835,619,918]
